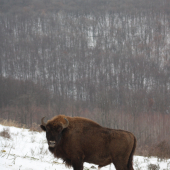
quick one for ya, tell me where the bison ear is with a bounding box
[40,125,46,131]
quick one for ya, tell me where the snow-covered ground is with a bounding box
[0,124,170,170]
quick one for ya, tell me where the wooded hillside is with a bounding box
[0,0,170,154]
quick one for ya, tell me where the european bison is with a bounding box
[40,115,136,170]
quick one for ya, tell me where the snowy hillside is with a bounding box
[0,124,170,170]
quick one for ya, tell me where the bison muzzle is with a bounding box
[40,115,136,170]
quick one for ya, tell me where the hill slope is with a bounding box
[0,124,169,170]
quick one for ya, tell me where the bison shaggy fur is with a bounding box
[40,115,136,170]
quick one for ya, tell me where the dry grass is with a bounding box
[0,118,42,132]
[149,141,170,160]
[135,146,150,157]
[29,123,42,132]
[0,118,26,129]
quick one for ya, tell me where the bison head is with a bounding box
[40,116,69,148]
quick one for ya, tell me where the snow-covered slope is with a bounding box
[0,124,170,170]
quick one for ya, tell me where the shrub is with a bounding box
[148,164,160,170]
[149,141,170,160]
[0,128,11,139]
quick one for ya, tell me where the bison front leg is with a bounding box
[72,161,83,170]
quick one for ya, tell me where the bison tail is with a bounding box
[127,136,136,170]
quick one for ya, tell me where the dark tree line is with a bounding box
[1,0,170,150]
[1,11,170,112]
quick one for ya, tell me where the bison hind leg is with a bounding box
[114,163,128,170]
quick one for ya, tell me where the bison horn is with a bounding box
[62,118,69,129]
[41,117,46,127]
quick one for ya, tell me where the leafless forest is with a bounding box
[1,0,170,154]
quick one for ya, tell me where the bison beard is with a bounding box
[40,115,136,170]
